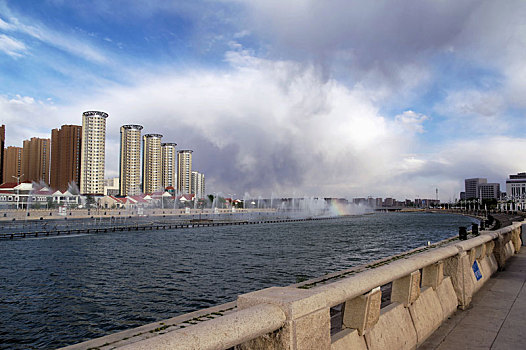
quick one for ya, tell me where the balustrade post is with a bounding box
[511,226,522,253]
[391,270,421,306]
[342,287,381,335]
[422,261,444,290]
[443,251,473,309]
[494,233,511,269]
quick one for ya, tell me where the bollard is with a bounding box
[459,226,468,240]
[472,223,479,236]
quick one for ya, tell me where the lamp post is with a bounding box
[12,174,24,210]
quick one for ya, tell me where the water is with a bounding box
[0,212,476,349]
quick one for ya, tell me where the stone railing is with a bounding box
[63,220,523,350]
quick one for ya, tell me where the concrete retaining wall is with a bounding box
[64,220,524,350]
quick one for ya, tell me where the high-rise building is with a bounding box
[21,137,50,184]
[191,170,205,198]
[119,124,143,196]
[177,150,193,194]
[80,111,108,195]
[50,125,82,192]
[464,178,487,199]
[142,134,163,194]
[0,125,5,184]
[477,183,500,200]
[3,146,23,184]
[161,142,177,190]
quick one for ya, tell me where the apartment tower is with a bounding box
[119,125,143,196]
[161,142,177,190]
[0,125,4,184]
[465,178,487,199]
[191,171,205,199]
[50,125,82,192]
[3,146,23,183]
[177,150,193,194]
[142,134,163,194]
[22,137,51,184]
[80,111,108,195]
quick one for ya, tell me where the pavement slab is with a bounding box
[419,247,526,350]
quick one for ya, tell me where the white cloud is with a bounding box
[0,33,26,57]
[0,94,59,145]
[395,111,429,134]
[0,9,108,63]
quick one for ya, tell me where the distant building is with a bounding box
[142,134,163,194]
[191,171,205,199]
[80,111,108,195]
[414,198,439,208]
[0,125,4,184]
[384,198,394,207]
[119,125,143,196]
[3,146,23,184]
[465,178,487,199]
[22,137,51,184]
[375,198,383,207]
[459,192,466,200]
[506,172,526,200]
[161,143,177,190]
[104,177,120,196]
[50,125,82,192]
[177,150,193,194]
[353,198,366,205]
[477,183,500,200]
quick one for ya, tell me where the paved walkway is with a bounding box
[420,247,526,349]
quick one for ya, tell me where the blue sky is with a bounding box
[1,0,525,200]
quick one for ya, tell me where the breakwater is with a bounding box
[61,213,523,350]
[0,215,336,240]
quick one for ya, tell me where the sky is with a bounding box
[1,0,526,201]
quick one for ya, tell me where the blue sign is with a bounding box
[472,260,482,281]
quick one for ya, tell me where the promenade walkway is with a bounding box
[420,246,526,349]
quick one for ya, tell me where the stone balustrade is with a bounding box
[64,219,523,350]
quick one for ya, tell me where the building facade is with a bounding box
[177,150,193,194]
[506,173,526,200]
[191,171,205,198]
[104,177,120,196]
[22,137,51,184]
[0,125,4,184]
[477,183,500,200]
[50,125,82,192]
[80,111,108,195]
[465,178,487,199]
[119,125,143,196]
[142,134,163,194]
[161,143,177,190]
[3,146,22,184]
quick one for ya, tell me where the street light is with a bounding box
[12,174,24,210]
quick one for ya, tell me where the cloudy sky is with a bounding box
[1,0,525,200]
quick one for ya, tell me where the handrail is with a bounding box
[314,221,521,308]
[119,303,286,350]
